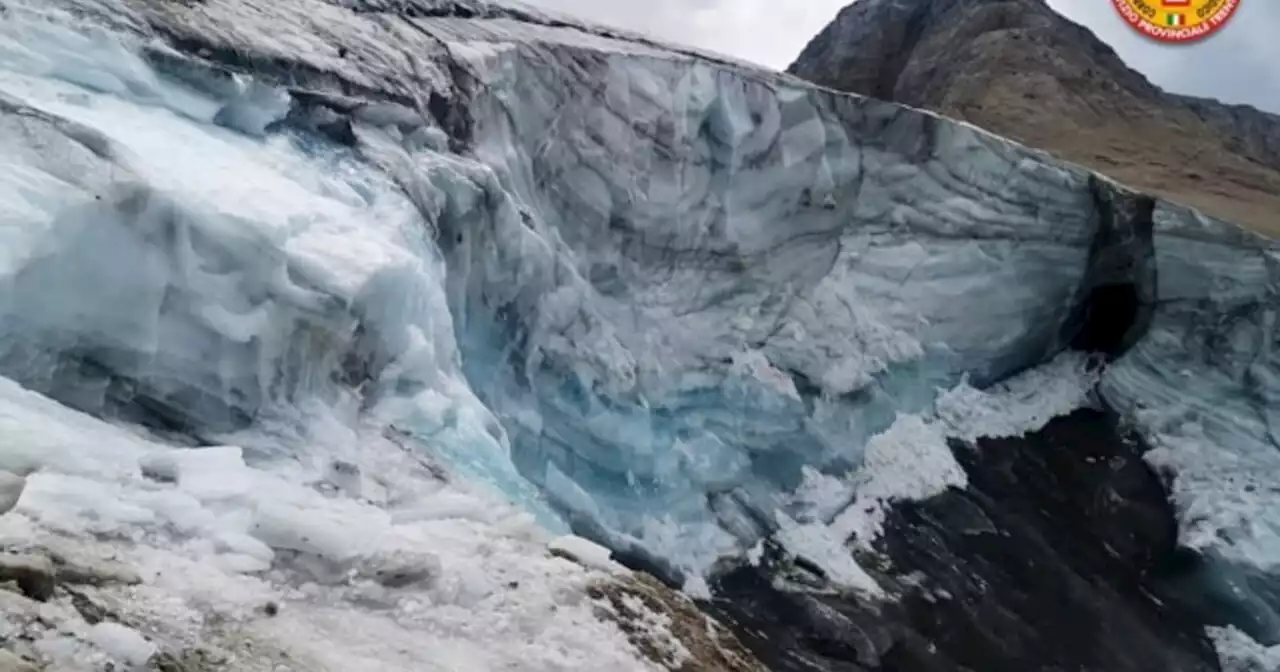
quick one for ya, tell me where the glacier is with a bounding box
[0,8,681,671]
[0,0,1109,582]
[0,0,1275,668]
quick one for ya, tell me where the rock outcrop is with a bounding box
[789,0,1280,237]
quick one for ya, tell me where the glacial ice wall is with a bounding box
[440,37,1110,576]
[1102,207,1280,644]
[0,4,554,525]
[0,0,1276,636]
[0,0,1097,586]
[0,10,683,671]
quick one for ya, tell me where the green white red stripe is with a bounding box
[1165,12,1185,26]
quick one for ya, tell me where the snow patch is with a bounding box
[1210,626,1280,672]
[1140,418,1280,568]
[86,622,156,667]
[773,512,884,596]
[937,352,1098,442]
[775,413,966,594]
[790,466,855,523]
[830,414,967,549]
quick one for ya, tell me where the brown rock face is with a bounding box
[589,574,769,672]
[788,0,1280,236]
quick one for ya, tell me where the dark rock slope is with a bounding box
[788,0,1280,237]
[709,409,1220,672]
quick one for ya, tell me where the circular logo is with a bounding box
[1110,0,1240,43]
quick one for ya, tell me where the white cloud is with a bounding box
[523,0,1280,113]
[523,0,848,69]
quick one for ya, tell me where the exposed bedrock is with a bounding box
[708,410,1220,672]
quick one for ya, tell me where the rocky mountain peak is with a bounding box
[790,0,1280,236]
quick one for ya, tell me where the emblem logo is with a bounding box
[1110,0,1240,43]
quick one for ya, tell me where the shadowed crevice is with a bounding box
[1062,175,1157,359]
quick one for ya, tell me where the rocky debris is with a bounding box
[383,427,450,483]
[47,551,142,589]
[0,542,245,672]
[589,574,767,672]
[0,551,155,669]
[788,0,1280,236]
[63,585,111,626]
[150,648,229,672]
[545,537,765,672]
[355,549,441,589]
[0,555,55,602]
[0,585,43,621]
[121,612,303,672]
[0,544,142,600]
[0,548,289,672]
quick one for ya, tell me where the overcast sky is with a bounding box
[524,0,1280,114]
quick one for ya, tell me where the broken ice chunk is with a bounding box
[549,536,624,573]
[139,446,252,501]
[87,622,156,667]
[249,502,374,563]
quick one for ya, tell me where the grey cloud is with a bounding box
[523,0,1280,114]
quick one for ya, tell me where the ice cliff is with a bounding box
[0,0,1276,669]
